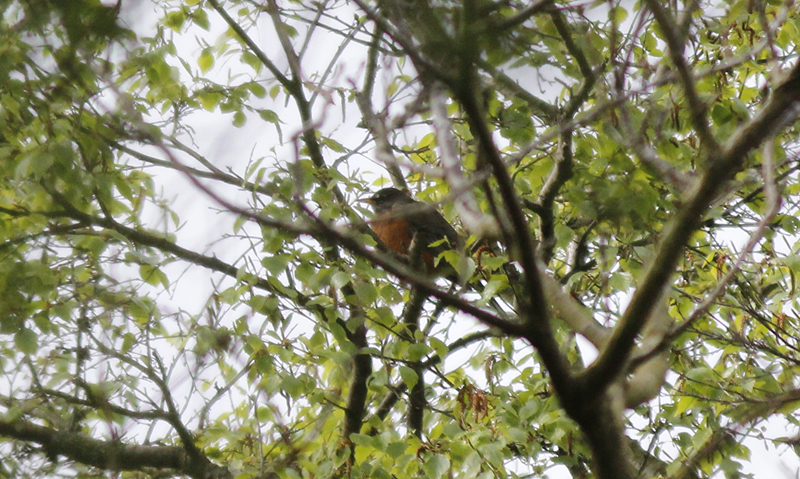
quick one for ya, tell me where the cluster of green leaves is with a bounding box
[0,2,191,476]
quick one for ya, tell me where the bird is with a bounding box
[361,187,461,276]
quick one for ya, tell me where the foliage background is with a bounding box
[2,0,800,478]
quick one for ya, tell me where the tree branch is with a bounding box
[39,388,169,422]
[645,0,719,152]
[643,136,783,361]
[354,28,408,190]
[368,329,501,433]
[207,0,293,89]
[0,418,230,478]
[476,58,559,121]
[536,131,574,262]
[549,7,593,80]
[45,187,292,297]
[453,54,573,396]
[491,0,552,32]
[342,322,371,446]
[583,60,800,393]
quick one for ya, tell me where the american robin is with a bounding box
[361,187,460,275]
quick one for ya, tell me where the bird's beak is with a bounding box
[357,197,375,205]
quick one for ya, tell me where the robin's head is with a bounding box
[362,187,415,214]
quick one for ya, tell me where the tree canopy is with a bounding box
[3,0,800,478]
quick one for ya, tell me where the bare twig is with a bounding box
[40,388,169,422]
[354,50,408,189]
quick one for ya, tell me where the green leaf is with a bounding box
[349,434,373,447]
[198,48,214,73]
[608,272,631,291]
[15,328,38,354]
[128,298,156,326]
[258,109,281,123]
[232,110,246,127]
[554,223,575,247]
[262,255,291,275]
[16,150,54,179]
[269,85,281,98]
[330,271,351,290]
[429,337,449,358]
[610,6,628,23]
[353,281,378,305]
[480,279,506,303]
[673,395,698,416]
[421,454,450,479]
[164,10,185,31]
[241,51,262,72]
[192,9,210,30]
[121,333,136,354]
[139,265,169,289]
[322,137,347,153]
[408,343,431,362]
[399,365,418,390]
[281,376,304,398]
[386,441,408,458]
[248,82,266,98]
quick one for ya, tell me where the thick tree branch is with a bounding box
[549,8,593,81]
[0,418,230,478]
[621,300,673,408]
[576,390,635,478]
[342,323,371,442]
[539,267,611,348]
[584,60,800,393]
[404,310,426,438]
[454,62,572,397]
[400,234,428,438]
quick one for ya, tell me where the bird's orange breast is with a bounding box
[369,217,437,271]
[370,217,413,255]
